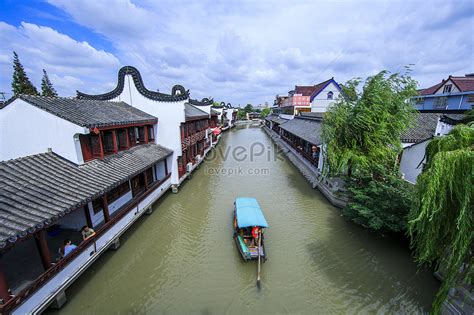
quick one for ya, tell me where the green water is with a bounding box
[53,126,438,314]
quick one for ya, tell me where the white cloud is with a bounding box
[0,21,120,97]
[3,0,473,104]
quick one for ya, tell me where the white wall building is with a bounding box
[399,112,465,183]
[77,66,190,185]
[310,78,342,113]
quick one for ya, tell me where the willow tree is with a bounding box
[322,70,418,178]
[322,71,418,233]
[408,123,473,314]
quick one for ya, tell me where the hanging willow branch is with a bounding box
[321,70,417,178]
[408,124,474,314]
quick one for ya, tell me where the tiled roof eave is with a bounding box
[85,118,158,129]
[0,144,173,248]
[188,98,214,106]
[76,66,189,102]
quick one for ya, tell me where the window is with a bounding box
[131,173,146,196]
[128,128,137,146]
[137,126,146,143]
[443,84,452,93]
[145,167,154,186]
[415,97,424,105]
[327,91,333,100]
[148,126,154,142]
[434,97,448,108]
[118,129,128,150]
[103,131,115,154]
[92,198,103,214]
[467,95,474,103]
[107,181,130,204]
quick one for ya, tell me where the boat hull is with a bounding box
[233,233,266,261]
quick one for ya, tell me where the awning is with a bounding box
[235,197,269,228]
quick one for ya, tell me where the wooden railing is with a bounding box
[0,174,171,314]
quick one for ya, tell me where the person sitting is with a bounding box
[63,239,77,256]
[81,225,96,240]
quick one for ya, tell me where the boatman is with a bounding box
[252,226,260,246]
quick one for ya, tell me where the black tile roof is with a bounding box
[0,144,172,248]
[5,95,157,128]
[279,116,323,145]
[185,103,209,120]
[401,113,465,143]
[77,66,189,102]
[401,113,440,143]
[265,114,288,125]
[300,112,325,119]
[188,98,213,106]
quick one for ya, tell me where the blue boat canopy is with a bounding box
[235,197,269,228]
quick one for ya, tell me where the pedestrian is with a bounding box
[81,225,96,240]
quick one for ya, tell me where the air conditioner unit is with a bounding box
[195,155,202,163]
[186,162,193,173]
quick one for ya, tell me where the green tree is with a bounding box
[322,70,418,178]
[11,51,38,96]
[244,104,253,113]
[212,101,221,107]
[408,123,474,314]
[237,109,247,120]
[41,69,58,97]
[260,107,271,118]
[344,174,414,233]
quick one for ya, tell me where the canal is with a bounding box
[51,125,438,314]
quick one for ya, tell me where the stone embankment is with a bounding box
[262,126,348,208]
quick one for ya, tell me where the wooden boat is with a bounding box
[233,197,268,262]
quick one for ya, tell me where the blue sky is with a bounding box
[0,0,473,105]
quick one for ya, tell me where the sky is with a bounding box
[0,0,473,106]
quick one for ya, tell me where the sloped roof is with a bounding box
[77,66,189,102]
[295,85,319,96]
[419,75,474,95]
[0,144,172,248]
[279,116,323,145]
[4,95,157,128]
[185,103,209,120]
[401,113,442,143]
[265,114,288,125]
[449,76,474,92]
[300,112,325,119]
[419,81,445,96]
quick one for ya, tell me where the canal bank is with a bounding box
[49,126,438,314]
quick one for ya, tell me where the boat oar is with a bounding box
[256,230,262,289]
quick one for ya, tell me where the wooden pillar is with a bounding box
[0,262,11,304]
[34,230,52,270]
[98,131,104,159]
[102,196,110,223]
[144,126,149,144]
[125,128,130,149]
[112,130,118,153]
[83,203,93,228]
